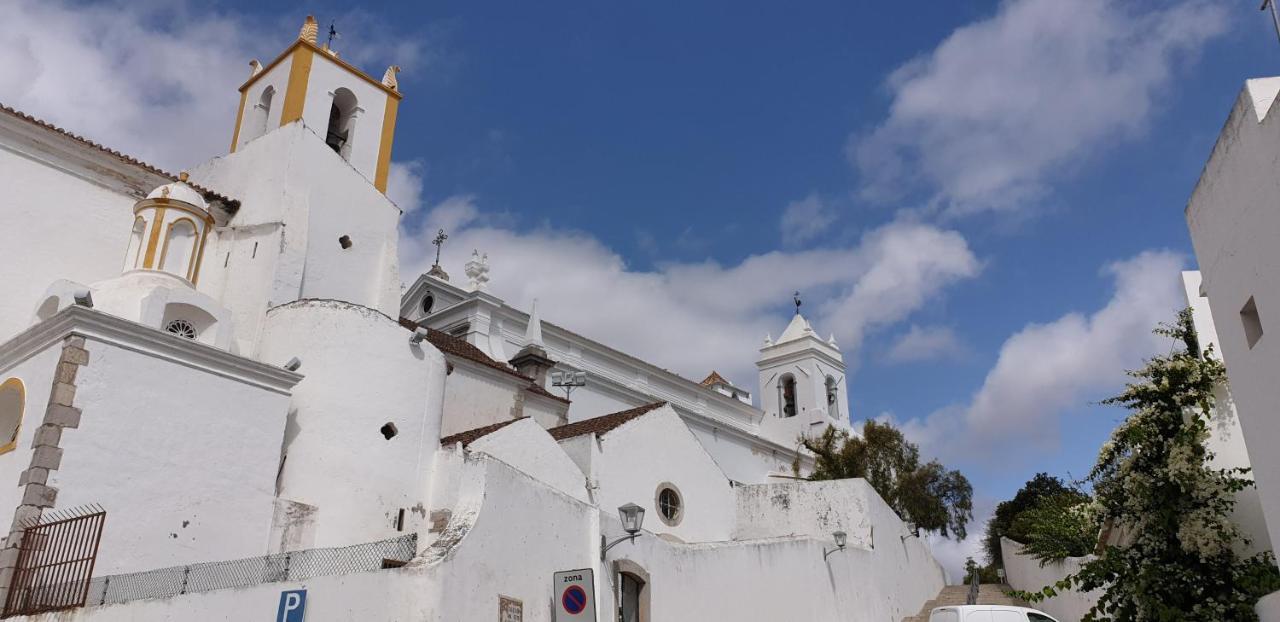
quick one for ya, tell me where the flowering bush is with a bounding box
[1010,492,1099,565]
[1013,309,1280,620]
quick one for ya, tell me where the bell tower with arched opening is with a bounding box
[756,301,850,430]
[228,15,403,192]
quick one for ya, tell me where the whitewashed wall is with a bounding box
[438,363,522,438]
[1001,537,1096,622]
[259,300,445,549]
[588,406,737,543]
[465,418,588,503]
[57,338,290,574]
[0,146,137,340]
[1187,77,1280,559]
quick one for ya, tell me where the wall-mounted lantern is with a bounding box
[823,530,847,561]
[601,503,646,560]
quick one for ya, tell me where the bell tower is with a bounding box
[756,297,850,428]
[228,15,403,192]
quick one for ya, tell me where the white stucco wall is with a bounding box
[0,144,138,341]
[1183,270,1273,554]
[1187,78,1280,558]
[734,479,874,548]
[1001,537,1097,622]
[258,300,445,549]
[192,122,402,332]
[465,418,588,503]
[56,337,290,574]
[299,54,391,185]
[438,362,522,438]
[234,56,293,151]
[586,406,737,543]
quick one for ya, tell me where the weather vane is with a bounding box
[432,229,448,267]
[327,21,341,49]
[1265,0,1280,45]
[793,291,802,315]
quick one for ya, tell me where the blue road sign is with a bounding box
[277,589,307,622]
[562,585,587,614]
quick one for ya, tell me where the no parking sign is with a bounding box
[553,568,595,621]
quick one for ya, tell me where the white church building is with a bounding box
[0,17,945,621]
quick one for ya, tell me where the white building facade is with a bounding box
[0,16,944,621]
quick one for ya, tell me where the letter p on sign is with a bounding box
[277,589,307,622]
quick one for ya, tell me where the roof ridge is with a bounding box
[0,103,238,207]
[439,417,528,448]
[546,401,667,441]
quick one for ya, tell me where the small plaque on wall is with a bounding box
[499,595,523,622]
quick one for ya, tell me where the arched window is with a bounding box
[825,376,839,419]
[779,374,797,418]
[160,219,198,278]
[249,86,275,142]
[124,216,146,271]
[326,88,358,159]
[0,378,24,455]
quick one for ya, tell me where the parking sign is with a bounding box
[277,589,307,622]
[552,569,595,621]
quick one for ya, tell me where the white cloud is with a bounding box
[902,250,1186,464]
[402,196,981,384]
[0,1,424,174]
[386,161,427,213]
[887,325,964,363]
[853,0,1228,214]
[780,193,837,246]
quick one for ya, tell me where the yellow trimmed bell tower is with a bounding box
[228,15,403,193]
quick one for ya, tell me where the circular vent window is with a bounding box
[164,319,197,339]
[422,293,435,314]
[655,483,683,527]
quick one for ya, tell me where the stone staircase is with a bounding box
[902,584,1030,622]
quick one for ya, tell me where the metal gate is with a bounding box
[2,505,105,617]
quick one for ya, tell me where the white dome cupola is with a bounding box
[125,172,214,284]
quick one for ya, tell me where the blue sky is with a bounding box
[4,0,1277,569]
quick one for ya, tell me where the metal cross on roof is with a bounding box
[432,229,448,266]
[327,22,341,49]
[793,291,802,315]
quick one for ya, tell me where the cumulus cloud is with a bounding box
[386,161,427,213]
[402,196,981,383]
[902,250,1186,463]
[887,325,964,363]
[0,1,424,173]
[853,0,1228,214]
[780,193,838,246]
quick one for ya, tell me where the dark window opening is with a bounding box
[326,88,358,158]
[381,422,398,440]
[396,508,405,531]
[422,293,435,314]
[339,235,353,249]
[779,375,797,417]
[1243,296,1264,349]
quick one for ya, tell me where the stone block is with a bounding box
[21,484,57,508]
[17,468,48,487]
[30,446,62,471]
[9,506,40,531]
[64,336,85,349]
[31,425,61,449]
[54,362,78,384]
[62,346,89,366]
[45,405,81,429]
[49,382,76,407]
[428,509,452,533]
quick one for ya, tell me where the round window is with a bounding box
[164,319,197,339]
[422,293,435,314]
[655,483,682,527]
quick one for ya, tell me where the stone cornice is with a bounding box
[0,306,302,395]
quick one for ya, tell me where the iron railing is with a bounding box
[3,505,106,617]
[82,533,416,607]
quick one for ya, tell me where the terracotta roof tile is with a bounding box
[399,317,528,381]
[700,370,730,387]
[0,104,239,208]
[546,402,667,441]
[439,417,527,448]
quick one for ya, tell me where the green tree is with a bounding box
[1014,309,1280,620]
[1010,492,1098,564]
[983,473,1078,567]
[801,419,973,538]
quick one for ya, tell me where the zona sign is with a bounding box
[562,585,587,614]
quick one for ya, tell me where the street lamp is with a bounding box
[901,521,920,542]
[823,530,847,560]
[601,503,646,560]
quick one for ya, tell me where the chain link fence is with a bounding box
[80,534,416,607]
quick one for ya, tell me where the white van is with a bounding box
[929,605,1060,622]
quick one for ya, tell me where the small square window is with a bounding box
[1242,296,1264,349]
